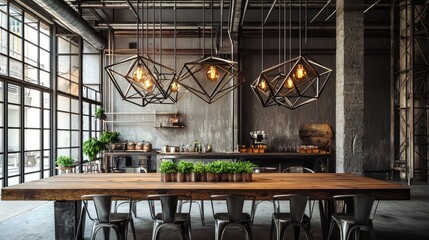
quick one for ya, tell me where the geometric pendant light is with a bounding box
[177,56,245,104]
[252,0,332,109]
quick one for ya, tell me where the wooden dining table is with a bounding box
[1,173,410,240]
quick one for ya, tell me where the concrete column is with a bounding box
[335,0,365,173]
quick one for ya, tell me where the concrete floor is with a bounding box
[0,182,428,240]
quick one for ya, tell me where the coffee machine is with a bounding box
[250,131,267,146]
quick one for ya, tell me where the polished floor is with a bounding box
[0,181,428,240]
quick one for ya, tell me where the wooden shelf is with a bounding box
[154,125,185,128]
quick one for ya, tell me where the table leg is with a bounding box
[318,199,334,240]
[54,200,84,240]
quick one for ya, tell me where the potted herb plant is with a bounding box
[243,161,256,182]
[205,161,223,182]
[99,130,120,151]
[83,137,104,162]
[95,107,106,120]
[233,161,245,182]
[218,160,233,182]
[191,162,205,182]
[176,160,193,182]
[160,161,177,182]
[55,155,75,174]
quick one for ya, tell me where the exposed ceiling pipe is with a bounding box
[31,0,106,50]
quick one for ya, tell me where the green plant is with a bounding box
[205,160,223,174]
[160,161,177,173]
[95,107,106,119]
[243,161,256,173]
[99,130,120,145]
[55,155,74,167]
[192,162,205,174]
[83,137,104,161]
[177,160,193,173]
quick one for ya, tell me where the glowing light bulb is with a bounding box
[294,64,307,80]
[141,75,154,92]
[206,65,219,81]
[133,65,145,83]
[170,81,179,92]
[258,79,268,92]
[284,77,294,89]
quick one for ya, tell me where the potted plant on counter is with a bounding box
[243,161,256,182]
[95,107,106,120]
[191,162,205,182]
[205,161,223,182]
[83,137,104,162]
[99,130,120,151]
[160,161,177,182]
[55,155,75,174]
[176,160,193,182]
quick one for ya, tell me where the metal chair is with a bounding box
[252,166,315,221]
[270,194,313,240]
[178,199,205,225]
[78,194,136,240]
[328,194,378,240]
[147,194,192,240]
[211,194,255,240]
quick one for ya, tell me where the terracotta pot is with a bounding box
[177,172,186,182]
[185,173,192,182]
[243,173,253,182]
[233,173,243,182]
[161,173,175,182]
[191,172,202,182]
[206,172,217,182]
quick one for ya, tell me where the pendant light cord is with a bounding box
[299,0,302,56]
[261,0,264,71]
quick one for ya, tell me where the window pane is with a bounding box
[57,36,69,54]
[24,41,38,65]
[8,129,20,151]
[40,32,50,51]
[24,13,38,43]
[24,172,40,182]
[8,104,20,127]
[9,4,22,35]
[57,77,70,94]
[70,37,79,54]
[24,64,38,84]
[83,54,100,84]
[70,56,79,83]
[0,129,3,152]
[0,103,3,126]
[71,148,79,160]
[40,22,49,36]
[0,54,7,75]
[43,130,50,149]
[71,131,79,147]
[43,92,50,109]
[0,5,6,29]
[82,116,89,131]
[24,151,40,172]
[70,82,79,96]
[57,95,70,111]
[57,55,70,79]
[71,99,79,113]
[8,153,20,176]
[8,84,20,104]
[82,102,89,115]
[25,88,40,107]
[57,112,70,129]
[57,130,70,148]
[57,148,70,157]
[25,129,40,151]
[43,150,50,170]
[0,154,3,178]
[7,176,19,186]
[43,109,50,128]
[40,70,50,87]
[40,49,50,71]
[9,58,23,79]
[25,107,40,128]
[0,29,7,54]
[71,114,79,130]
[9,34,22,60]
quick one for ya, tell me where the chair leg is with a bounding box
[293,225,301,240]
[303,222,314,240]
[270,218,274,240]
[328,219,335,240]
[199,200,205,225]
[130,218,137,240]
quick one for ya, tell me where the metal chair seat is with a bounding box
[78,194,136,240]
[148,194,192,240]
[328,194,377,240]
[270,194,313,240]
[211,194,255,240]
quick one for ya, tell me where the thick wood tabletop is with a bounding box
[157,152,330,159]
[1,173,410,201]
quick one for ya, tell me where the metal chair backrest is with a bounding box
[283,166,314,173]
[211,194,255,223]
[273,194,309,223]
[333,195,375,224]
[147,194,192,223]
[82,194,132,223]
